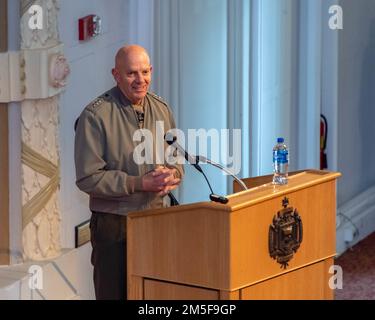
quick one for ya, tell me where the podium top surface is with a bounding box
[227,170,341,211]
[128,170,341,218]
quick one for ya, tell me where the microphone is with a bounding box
[168,192,179,206]
[197,155,248,191]
[165,133,229,204]
[164,133,202,172]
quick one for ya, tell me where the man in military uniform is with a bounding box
[74,45,183,300]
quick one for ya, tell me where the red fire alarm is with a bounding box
[78,15,102,41]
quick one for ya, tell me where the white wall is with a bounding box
[337,0,375,206]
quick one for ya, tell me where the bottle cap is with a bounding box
[277,137,284,143]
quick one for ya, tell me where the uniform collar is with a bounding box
[111,86,149,108]
[108,86,131,107]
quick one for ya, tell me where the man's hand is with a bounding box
[141,166,181,196]
[154,166,181,196]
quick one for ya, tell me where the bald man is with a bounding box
[74,45,183,300]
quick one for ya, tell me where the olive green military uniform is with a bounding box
[74,86,183,300]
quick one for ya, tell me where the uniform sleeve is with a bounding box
[74,109,143,198]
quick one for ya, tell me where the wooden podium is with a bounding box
[127,170,340,300]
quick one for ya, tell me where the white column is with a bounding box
[251,0,300,176]
[297,0,322,170]
[20,0,68,260]
[152,0,228,203]
[227,0,251,185]
[321,0,340,171]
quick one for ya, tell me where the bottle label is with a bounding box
[273,150,288,164]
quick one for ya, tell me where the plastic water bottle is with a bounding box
[273,137,289,185]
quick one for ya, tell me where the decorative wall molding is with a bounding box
[0,44,69,102]
[19,0,63,261]
[21,97,61,260]
[21,44,69,98]
[49,53,69,88]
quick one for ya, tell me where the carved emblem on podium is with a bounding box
[269,197,303,269]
